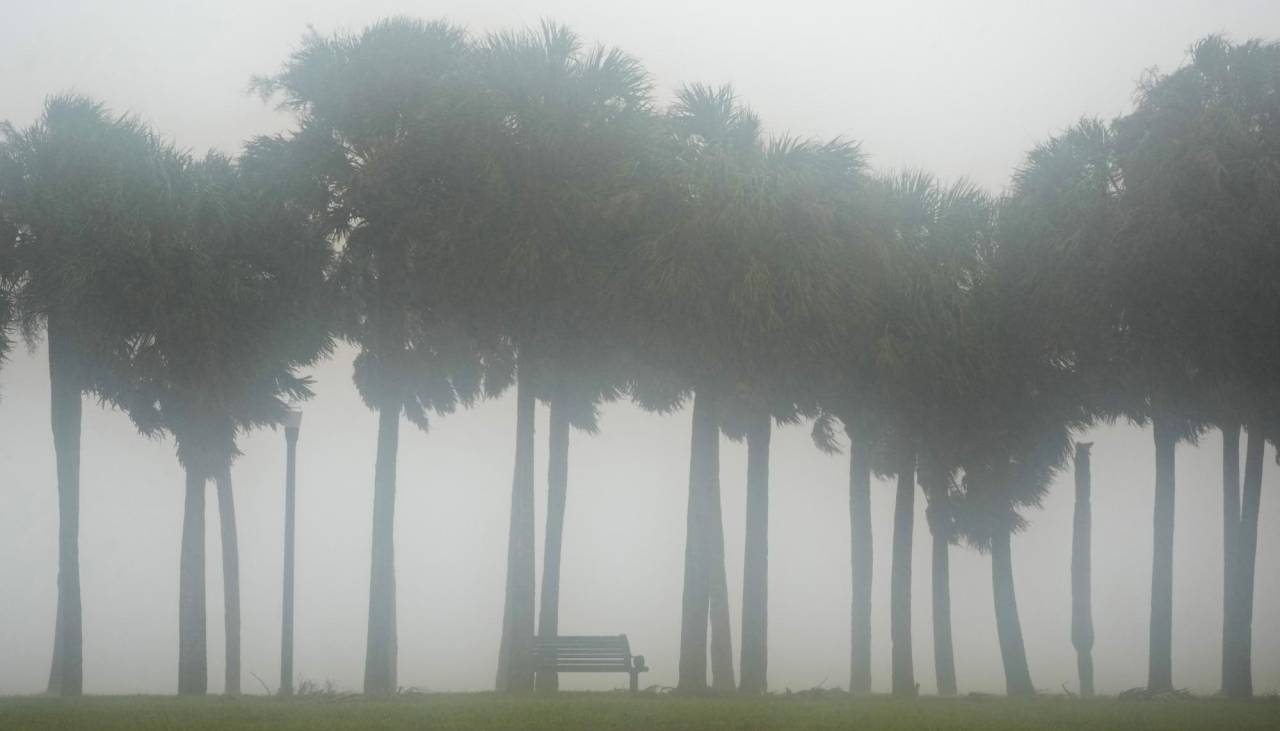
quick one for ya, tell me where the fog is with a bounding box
[2,0,1279,696]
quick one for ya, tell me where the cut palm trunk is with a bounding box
[847,426,873,695]
[496,363,537,693]
[738,416,770,694]
[363,403,400,695]
[991,526,1034,696]
[178,465,208,695]
[1147,417,1176,692]
[1071,442,1095,698]
[889,448,916,697]
[677,389,718,693]
[215,467,241,696]
[46,322,84,696]
[536,398,571,693]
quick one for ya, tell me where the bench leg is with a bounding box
[630,670,639,693]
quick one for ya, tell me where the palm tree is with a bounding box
[714,136,867,695]
[872,171,991,697]
[107,147,334,695]
[1000,118,1123,697]
[1109,36,1280,692]
[627,85,760,693]
[1071,442,1095,696]
[449,21,653,693]
[254,18,489,694]
[0,95,175,696]
[630,85,866,693]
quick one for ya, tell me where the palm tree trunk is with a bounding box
[496,361,537,694]
[535,397,571,693]
[991,526,1034,696]
[214,466,240,696]
[1147,417,1176,692]
[848,425,873,696]
[890,447,916,697]
[280,424,299,697]
[708,458,735,693]
[930,527,956,696]
[1220,423,1241,696]
[1071,443,1095,698]
[678,389,717,693]
[363,403,399,695]
[46,321,83,696]
[178,464,208,695]
[738,415,770,694]
[1225,427,1264,699]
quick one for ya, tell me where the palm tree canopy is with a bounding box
[0,94,178,391]
[256,18,502,427]
[106,143,335,471]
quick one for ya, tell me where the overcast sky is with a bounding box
[1,0,1279,696]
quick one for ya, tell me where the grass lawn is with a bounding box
[1,692,1277,730]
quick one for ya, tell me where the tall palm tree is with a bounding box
[1109,36,1280,692]
[1000,118,1123,697]
[0,96,175,696]
[628,85,761,693]
[107,147,334,695]
[722,137,867,695]
[631,85,865,693]
[873,171,991,697]
[455,21,653,693]
[254,18,490,694]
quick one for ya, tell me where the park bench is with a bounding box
[533,635,649,692]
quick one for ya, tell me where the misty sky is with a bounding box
[1,0,1279,696]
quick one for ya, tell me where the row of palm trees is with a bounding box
[1,20,1276,699]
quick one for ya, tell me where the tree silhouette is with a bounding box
[0,96,176,696]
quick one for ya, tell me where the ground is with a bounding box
[1,692,1277,730]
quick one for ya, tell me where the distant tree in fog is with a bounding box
[0,96,176,697]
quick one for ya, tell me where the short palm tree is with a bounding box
[0,95,175,696]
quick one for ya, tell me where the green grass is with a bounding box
[1,693,1277,731]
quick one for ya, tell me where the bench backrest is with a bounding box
[533,635,633,672]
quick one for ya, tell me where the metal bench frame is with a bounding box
[533,634,649,692]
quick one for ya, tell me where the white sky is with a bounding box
[1,0,1279,696]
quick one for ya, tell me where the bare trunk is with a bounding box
[991,526,1034,696]
[708,450,734,693]
[1071,443,1095,698]
[848,425,873,695]
[178,464,208,695]
[215,467,240,696]
[496,361,537,693]
[1147,417,1176,692]
[738,415,769,694]
[677,389,717,693]
[1225,427,1264,698]
[535,397,571,693]
[363,404,399,694]
[930,528,956,696]
[1220,424,1240,697]
[890,447,916,697]
[46,321,83,696]
[280,426,299,696]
